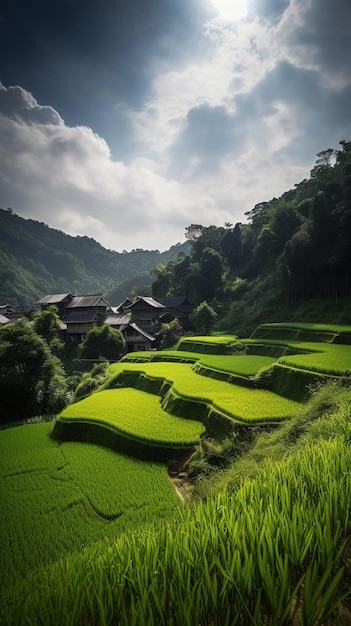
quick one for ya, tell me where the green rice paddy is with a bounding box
[108,361,302,422]
[59,387,205,445]
[0,423,179,588]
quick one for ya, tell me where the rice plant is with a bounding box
[59,387,206,445]
[2,436,350,625]
[0,424,179,589]
[108,361,302,422]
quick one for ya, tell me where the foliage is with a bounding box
[73,359,110,401]
[159,318,183,349]
[145,140,351,333]
[190,300,217,334]
[0,319,68,423]
[2,409,351,625]
[79,324,125,360]
[0,208,190,305]
[32,304,64,353]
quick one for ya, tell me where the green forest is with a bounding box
[0,209,190,305]
[151,140,351,334]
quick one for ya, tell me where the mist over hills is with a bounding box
[0,209,190,305]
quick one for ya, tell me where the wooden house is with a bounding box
[160,296,194,330]
[123,322,156,353]
[123,296,165,334]
[37,293,74,319]
[63,294,109,341]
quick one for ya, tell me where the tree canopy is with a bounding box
[0,319,67,423]
[79,325,126,361]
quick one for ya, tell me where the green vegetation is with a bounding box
[196,354,277,376]
[2,139,351,623]
[150,141,351,335]
[1,382,351,624]
[107,361,301,423]
[0,319,68,423]
[79,324,125,360]
[0,208,190,305]
[0,423,179,590]
[58,387,205,445]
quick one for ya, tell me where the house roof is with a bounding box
[160,296,189,308]
[64,310,99,324]
[115,298,134,311]
[65,294,109,309]
[127,296,165,310]
[37,293,72,304]
[128,322,156,341]
[160,296,193,314]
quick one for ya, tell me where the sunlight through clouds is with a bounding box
[0,0,350,251]
[211,0,248,21]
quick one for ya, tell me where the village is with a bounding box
[0,293,194,353]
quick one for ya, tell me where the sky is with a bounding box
[0,0,350,252]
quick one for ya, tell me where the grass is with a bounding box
[108,361,302,423]
[197,354,277,376]
[58,388,205,445]
[278,343,351,375]
[2,386,351,625]
[0,423,179,589]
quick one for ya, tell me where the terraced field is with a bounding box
[106,361,301,422]
[60,387,205,445]
[53,323,351,463]
[0,423,179,588]
[247,322,351,375]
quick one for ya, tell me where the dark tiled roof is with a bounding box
[160,296,188,308]
[37,293,72,304]
[66,295,109,309]
[64,310,99,324]
[127,296,165,310]
[129,322,156,341]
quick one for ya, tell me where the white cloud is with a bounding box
[1,0,351,254]
[0,83,220,251]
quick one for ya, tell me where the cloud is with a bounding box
[171,104,243,174]
[0,83,62,125]
[1,0,351,253]
[247,0,290,23]
[0,83,219,251]
[0,0,211,155]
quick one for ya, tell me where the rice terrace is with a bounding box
[2,322,351,624]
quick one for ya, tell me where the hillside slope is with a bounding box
[0,209,190,305]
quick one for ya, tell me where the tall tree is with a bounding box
[190,301,217,335]
[0,320,67,423]
[221,223,242,270]
[200,247,224,300]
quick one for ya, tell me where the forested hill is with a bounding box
[150,140,351,334]
[0,210,190,305]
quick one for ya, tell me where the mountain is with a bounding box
[0,209,190,305]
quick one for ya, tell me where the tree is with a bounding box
[200,247,224,300]
[151,264,172,299]
[0,319,67,423]
[32,305,63,353]
[79,325,125,361]
[159,319,183,349]
[190,301,217,335]
[221,223,242,270]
